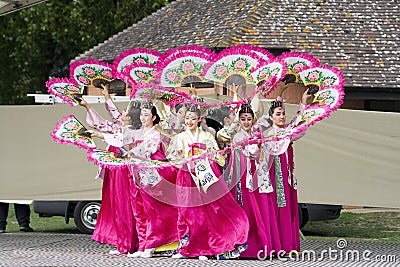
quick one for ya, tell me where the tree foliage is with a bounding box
[0,0,170,105]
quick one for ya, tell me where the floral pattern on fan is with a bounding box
[113,48,160,73]
[156,47,213,87]
[251,59,287,96]
[122,63,157,85]
[299,105,331,127]
[313,88,344,110]
[299,66,345,89]
[202,46,264,85]
[70,59,113,87]
[278,52,320,84]
[87,149,131,166]
[205,56,256,84]
[87,149,166,169]
[162,58,207,86]
[45,78,84,107]
[51,115,96,149]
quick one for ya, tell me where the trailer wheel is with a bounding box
[73,201,101,234]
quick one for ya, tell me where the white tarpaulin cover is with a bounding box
[0,104,399,208]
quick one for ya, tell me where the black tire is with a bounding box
[298,206,309,229]
[73,201,101,234]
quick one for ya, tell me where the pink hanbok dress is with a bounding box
[230,129,281,258]
[262,103,307,253]
[86,99,138,254]
[104,125,179,251]
[166,128,249,257]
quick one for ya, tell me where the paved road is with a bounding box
[0,233,399,266]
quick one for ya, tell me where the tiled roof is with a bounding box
[73,0,400,89]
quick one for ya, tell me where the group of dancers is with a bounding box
[78,82,312,260]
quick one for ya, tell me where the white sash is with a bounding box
[189,159,219,193]
[137,167,162,187]
[256,152,273,193]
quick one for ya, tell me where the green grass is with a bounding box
[3,204,81,234]
[302,211,400,243]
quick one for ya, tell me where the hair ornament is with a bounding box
[271,96,285,110]
[141,100,154,109]
[239,102,253,114]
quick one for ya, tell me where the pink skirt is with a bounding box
[175,160,249,257]
[92,146,139,254]
[130,150,179,250]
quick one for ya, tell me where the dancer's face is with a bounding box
[185,111,200,132]
[271,107,286,127]
[176,106,187,124]
[140,108,154,128]
[239,112,253,133]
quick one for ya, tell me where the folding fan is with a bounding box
[299,66,345,90]
[113,48,160,74]
[51,115,96,149]
[202,45,264,86]
[312,87,345,111]
[156,48,213,88]
[46,78,84,107]
[87,149,135,169]
[277,52,320,84]
[251,59,287,96]
[121,63,157,85]
[70,59,114,87]
[251,59,286,84]
[299,104,332,127]
[87,149,168,170]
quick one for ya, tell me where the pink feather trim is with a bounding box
[112,48,161,74]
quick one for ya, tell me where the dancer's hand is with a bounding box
[301,90,313,105]
[79,99,90,111]
[101,84,111,100]
[87,130,104,139]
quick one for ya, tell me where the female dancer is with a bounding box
[91,101,179,258]
[229,104,281,258]
[166,104,249,260]
[261,91,312,254]
[79,84,139,255]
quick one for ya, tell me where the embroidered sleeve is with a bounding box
[166,134,183,160]
[286,103,306,128]
[105,99,123,126]
[253,114,272,133]
[86,108,118,133]
[143,132,161,158]
[233,132,260,160]
[291,126,307,141]
[286,103,307,141]
[103,127,134,147]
